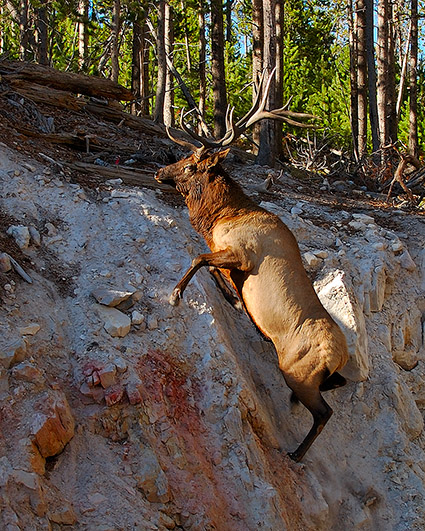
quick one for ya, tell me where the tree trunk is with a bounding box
[19,0,30,60]
[198,0,207,128]
[252,0,263,151]
[164,1,174,127]
[78,0,89,71]
[211,0,227,138]
[348,0,359,159]
[356,0,367,158]
[256,0,278,166]
[154,0,167,123]
[35,0,48,65]
[181,0,192,71]
[377,0,389,149]
[131,11,143,115]
[409,0,418,157]
[365,0,380,155]
[111,0,121,82]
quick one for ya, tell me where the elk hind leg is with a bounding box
[286,381,333,463]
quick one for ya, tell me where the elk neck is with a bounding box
[185,166,259,245]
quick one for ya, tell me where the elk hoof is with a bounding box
[169,288,182,306]
[288,451,301,463]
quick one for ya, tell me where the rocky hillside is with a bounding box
[1,66,425,530]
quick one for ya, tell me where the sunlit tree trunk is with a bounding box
[211,0,227,137]
[198,0,207,127]
[78,0,89,71]
[154,0,167,123]
[256,0,278,166]
[164,1,174,127]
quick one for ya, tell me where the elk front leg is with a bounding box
[170,248,242,306]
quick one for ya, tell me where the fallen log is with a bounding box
[0,60,134,101]
[68,161,177,192]
[8,79,87,111]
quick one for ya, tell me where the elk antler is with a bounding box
[175,68,318,151]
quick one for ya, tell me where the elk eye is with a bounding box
[184,164,195,173]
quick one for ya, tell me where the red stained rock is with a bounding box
[104,385,124,406]
[32,392,75,458]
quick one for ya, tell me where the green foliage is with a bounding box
[0,0,423,154]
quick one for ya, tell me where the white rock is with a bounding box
[94,304,131,338]
[369,264,386,312]
[131,310,145,325]
[28,226,41,246]
[399,250,416,272]
[92,288,135,307]
[303,252,322,267]
[315,270,369,381]
[352,213,375,224]
[6,225,30,249]
[348,221,366,231]
[19,323,41,336]
[314,250,329,259]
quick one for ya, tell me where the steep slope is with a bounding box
[0,135,424,531]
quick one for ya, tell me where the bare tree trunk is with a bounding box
[387,3,397,143]
[164,1,174,127]
[365,0,380,155]
[396,22,411,121]
[131,11,143,115]
[198,0,207,127]
[256,0,278,166]
[225,0,233,42]
[348,0,359,159]
[154,0,167,123]
[181,0,192,71]
[356,0,367,158]
[252,0,263,152]
[19,0,30,60]
[211,0,227,138]
[78,0,89,71]
[409,0,418,157]
[111,0,121,82]
[377,0,389,149]
[274,0,284,160]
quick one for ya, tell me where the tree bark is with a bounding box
[198,0,207,128]
[377,0,389,149]
[78,0,89,71]
[35,0,48,65]
[365,0,380,155]
[154,0,167,123]
[409,0,418,157]
[256,0,278,166]
[19,0,30,60]
[111,0,121,82]
[164,1,174,127]
[348,0,359,159]
[356,0,367,158]
[211,0,227,138]
[252,0,263,151]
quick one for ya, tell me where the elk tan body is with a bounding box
[156,149,349,462]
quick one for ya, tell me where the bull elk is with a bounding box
[155,71,349,462]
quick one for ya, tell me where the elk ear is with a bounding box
[206,148,231,169]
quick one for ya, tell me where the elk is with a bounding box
[155,71,349,462]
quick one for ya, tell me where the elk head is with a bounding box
[155,147,230,197]
[156,68,317,191]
